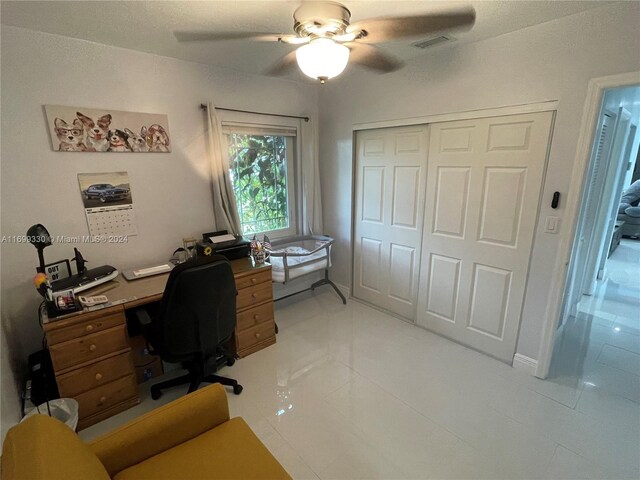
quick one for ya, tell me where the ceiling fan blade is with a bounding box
[174,31,303,43]
[346,43,402,73]
[278,36,310,45]
[266,51,299,76]
[348,8,475,43]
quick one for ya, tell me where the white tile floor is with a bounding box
[548,239,640,403]
[80,255,640,479]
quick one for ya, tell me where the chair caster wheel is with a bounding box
[151,388,162,400]
[233,384,243,395]
[226,357,235,367]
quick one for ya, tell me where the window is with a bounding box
[225,123,297,237]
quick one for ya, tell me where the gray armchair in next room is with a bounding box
[617,180,640,238]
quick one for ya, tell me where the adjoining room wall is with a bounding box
[0,25,318,431]
[318,3,640,362]
[603,87,640,189]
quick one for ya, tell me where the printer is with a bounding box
[196,230,250,260]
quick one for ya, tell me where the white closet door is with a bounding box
[416,112,554,362]
[353,125,429,319]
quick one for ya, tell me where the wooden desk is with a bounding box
[42,258,275,430]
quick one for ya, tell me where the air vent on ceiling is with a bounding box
[412,35,455,49]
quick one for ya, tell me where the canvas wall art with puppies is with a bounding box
[45,105,171,153]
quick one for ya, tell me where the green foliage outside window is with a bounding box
[228,134,290,235]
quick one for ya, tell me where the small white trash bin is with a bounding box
[22,398,79,431]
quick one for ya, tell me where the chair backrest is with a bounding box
[153,255,236,359]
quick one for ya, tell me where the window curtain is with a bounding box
[205,102,242,235]
[300,117,323,235]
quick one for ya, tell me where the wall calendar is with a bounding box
[84,204,138,237]
[77,172,138,237]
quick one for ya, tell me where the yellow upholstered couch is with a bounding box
[1,384,291,480]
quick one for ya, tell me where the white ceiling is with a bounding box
[1,1,617,78]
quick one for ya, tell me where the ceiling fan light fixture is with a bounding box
[295,38,349,83]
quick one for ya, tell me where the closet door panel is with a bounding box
[353,126,429,320]
[417,112,554,362]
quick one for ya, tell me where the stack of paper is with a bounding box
[209,234,236,244]
[133,264,171,277]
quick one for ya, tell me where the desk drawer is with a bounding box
[236,282,273,311]
[236,321,275,351]
[235,269,272,290]
[236,302,274,332]
[76,374,137,420]
[56,352,133,397]
[47,310,126,345]
[50,326,129,372]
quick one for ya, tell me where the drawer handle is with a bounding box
[253,314,260,321]
[98,396,107,405]
[85,325,94,332]
[89,344,97,352]
[95,373,103,381]
[255,332,261,339]
[251,293,257,299]
[251,278,257,284]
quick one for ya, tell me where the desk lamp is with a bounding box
[26,224,52,273]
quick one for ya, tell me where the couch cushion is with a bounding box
[1,415,110,480]
[624,206,640,218]
[619,213,640,224]
[113,417,290,480]
[620,180,640,206]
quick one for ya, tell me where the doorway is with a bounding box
[546,84,640,403]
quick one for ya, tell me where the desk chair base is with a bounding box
[150,354,243,400]
[150,374,243,400]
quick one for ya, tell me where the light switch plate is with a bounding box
[545,216,560,233]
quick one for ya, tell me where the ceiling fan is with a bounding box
[175,1,475,83]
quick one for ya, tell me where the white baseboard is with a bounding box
[512,354,538,375]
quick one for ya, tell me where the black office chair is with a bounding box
[136,255,243,400]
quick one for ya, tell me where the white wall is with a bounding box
[1,320,22,444]
[0,25,318,432]
[318,3,640,361]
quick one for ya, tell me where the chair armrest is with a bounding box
[88,383,230,477]
[133,307,157,354]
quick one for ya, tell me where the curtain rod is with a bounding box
[200,104,309,122]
